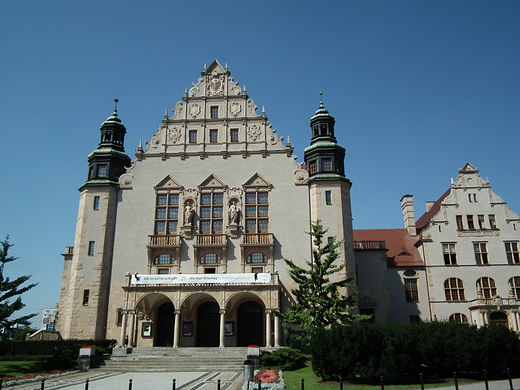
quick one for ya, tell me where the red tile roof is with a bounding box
[415,188,451,234]
[353,229,424,267]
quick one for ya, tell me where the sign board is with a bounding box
[130,273,270,285]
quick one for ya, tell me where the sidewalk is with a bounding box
[4,370,244,390]
[411,378,520,390]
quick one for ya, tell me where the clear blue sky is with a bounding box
[1,1,519,327]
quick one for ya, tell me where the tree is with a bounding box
[0,236,38,332]
[281,220,367,347]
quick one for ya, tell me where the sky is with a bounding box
[1,1,519,327]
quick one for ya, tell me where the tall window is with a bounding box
[309,161,317,174]
[200,193,223,234]
[189,130,197,143]
[449,313,468,323]
[456,215,464,230]
[505,242,520,264]
[442,243,457,265]
[467,215,475,230]
[210,106,219,118]
[477,277,497,299]
[154,254,175,265]
[154,193,179,235]
[246,252,268,263]
[474,243,489,264]
[404,279,419,302]
[230,129,239,142]
[93,196,100,210]
[88,241,95,256]
[444,278,465,301]
[509,276,520,299]
[245,192,269,234]
[83,290,90,306]
[209,129,218,143]
[200,253,221,264]
[489,214,497,229]
[97,165,107,177]
[325,191,332,205]
[321,158,332,172]
[478,215,485,229]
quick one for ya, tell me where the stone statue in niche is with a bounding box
[228,200,240,224]
[184,202,195,225]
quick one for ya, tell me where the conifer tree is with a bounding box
[0,236,37,331]
[282,220,367,346]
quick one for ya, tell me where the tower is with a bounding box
[304,98,356,287]
[58,102,131,339]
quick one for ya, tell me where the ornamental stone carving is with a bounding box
[189,103,201,119]
[167,126,182,144]
[206,71,224,96]
[247,124,262,141]
[229,102,242,118]
[247,99,257,114]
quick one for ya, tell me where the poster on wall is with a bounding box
[182,322,193,337]
[225,322,234,336]
[142,322,152,337]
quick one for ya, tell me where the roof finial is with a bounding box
[164,108,168,119]
[319,92,324,108]
[114,98,119,114]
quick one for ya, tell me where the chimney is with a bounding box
[400,195,416,236]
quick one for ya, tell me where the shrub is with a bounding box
[260,348,307,371]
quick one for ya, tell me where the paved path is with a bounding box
[3,371,243,390]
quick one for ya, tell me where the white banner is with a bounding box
[130,273,271,285]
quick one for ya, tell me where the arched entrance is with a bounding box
[155,302,174,346]
[490,311,508,328]
[197,301,220,347]
[237,301,263,346]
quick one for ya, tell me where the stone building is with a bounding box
[58,60,354,346]
[58,61,520,346]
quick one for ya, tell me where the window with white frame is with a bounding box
[245,192,269,234]
[154,193,179,235]
[200,193,223,234]
[476,277,497,299]
[505,242,520,264]
[474,242,489,265]
[442,243,457,265]
[444,278,465,301]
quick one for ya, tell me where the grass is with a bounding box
[0,360,45,379]
[283,362,454,390]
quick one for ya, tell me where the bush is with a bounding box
[310,322,520,382]
[260,348,307,371]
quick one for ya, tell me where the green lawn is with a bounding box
[283,363,451,390]
[0,360,45,379]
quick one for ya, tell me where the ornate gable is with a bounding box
[198,174,227,190]
[243,173,272,189]
[154,175,182,190]
[452,162,490,189]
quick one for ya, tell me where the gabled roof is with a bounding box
[415,188,451,234]
[353,229,424,267]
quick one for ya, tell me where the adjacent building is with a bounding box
[58,60,520,346]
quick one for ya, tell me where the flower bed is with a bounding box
[1,370,79,387]
[244,369,285,390]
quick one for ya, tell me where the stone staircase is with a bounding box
[99,347,249,372]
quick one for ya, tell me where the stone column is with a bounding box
[129,311,136,347]
[274,314,280,347]
[119,311,128,346]
[173,309,181,348]
[265,310,272,347]
[219,309,226,348]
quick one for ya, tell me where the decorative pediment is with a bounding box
[203,59,227,76]
[198,174,227,189]
[459,162,479,174]
[243,173,272,188]
[154,175,182,190]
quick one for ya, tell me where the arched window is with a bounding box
[509,276,520,299]
[154,254,175,265]
[246,252,268,263]
[449,313,468,323]
[200,253,221,264]
[476,277,497,299]
[444,278,465,301]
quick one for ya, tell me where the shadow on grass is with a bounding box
[0,361,45,378]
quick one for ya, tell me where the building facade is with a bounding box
[58,60,355,346]
[58,61,520,346]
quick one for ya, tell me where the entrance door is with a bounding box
[490,311,509,328]
[237,301,263,346]
[155,302,174,346]
[197,302,220,347]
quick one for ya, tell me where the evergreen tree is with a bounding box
[0,236,37,332]
[281,220,367,346]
